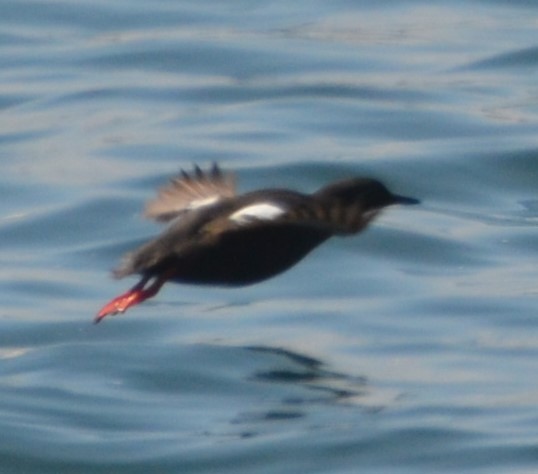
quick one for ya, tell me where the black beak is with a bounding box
[392,194,420,205]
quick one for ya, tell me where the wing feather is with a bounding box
[144,163,236,223]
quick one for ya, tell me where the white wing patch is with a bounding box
[229,203,286,224]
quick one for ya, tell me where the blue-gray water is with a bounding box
[1,1,538,473]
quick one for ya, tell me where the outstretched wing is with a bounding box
[144,163,236,223]
[199,189,377,238]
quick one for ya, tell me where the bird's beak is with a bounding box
[392,194,420,205]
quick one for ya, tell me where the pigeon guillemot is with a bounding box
[96,164,418,323]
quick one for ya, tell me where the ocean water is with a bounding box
[1,1,538,472]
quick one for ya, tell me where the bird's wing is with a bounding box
[200,193,377,237]
[144,163,236,223]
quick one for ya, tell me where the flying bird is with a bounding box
[96,164,418,323]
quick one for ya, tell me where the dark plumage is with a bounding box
[96,164,418,322]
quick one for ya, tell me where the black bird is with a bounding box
[96,164,418,322]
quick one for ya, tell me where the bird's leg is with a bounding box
[95,275,167,324]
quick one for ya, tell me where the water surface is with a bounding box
[1,1,538,473]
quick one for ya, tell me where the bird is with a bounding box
[95,164,418,323]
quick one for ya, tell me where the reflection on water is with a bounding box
[244,345,369,417]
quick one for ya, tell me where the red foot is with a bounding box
[95,276,166,324]
[94,289,144,323]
